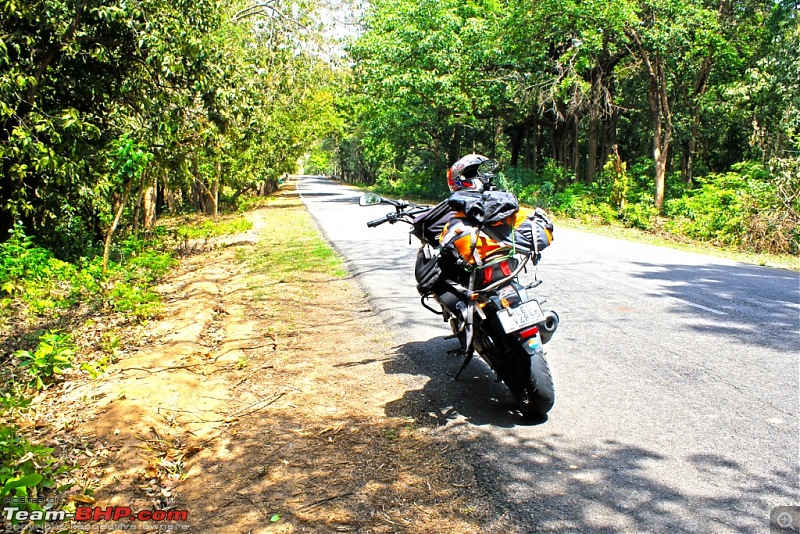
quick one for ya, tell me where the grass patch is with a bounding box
[247,195,348,280]
[175,216,253,240]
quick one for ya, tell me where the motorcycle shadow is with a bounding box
[381,336,550,428]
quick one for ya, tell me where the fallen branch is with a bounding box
[118,364,204,374]
[298,492,354,511]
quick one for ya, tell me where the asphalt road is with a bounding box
[296,175,800,533]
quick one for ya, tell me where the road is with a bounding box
[296,175,800,532]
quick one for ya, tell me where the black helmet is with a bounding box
[447,154,488,192]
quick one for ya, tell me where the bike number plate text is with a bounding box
[497,300,545,334]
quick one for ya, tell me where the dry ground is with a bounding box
[12,184,516,533]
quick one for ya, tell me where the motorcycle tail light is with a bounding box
[520,326,539,339]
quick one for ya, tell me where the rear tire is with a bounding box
[476,324,555,417]
[511,350,555,417]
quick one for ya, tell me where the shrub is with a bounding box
[0,426,70,500]
[14,331,76,390]
[620,202,658,231]
[663,173,747,245]
[502,166,537,193]
[0,224,60,289]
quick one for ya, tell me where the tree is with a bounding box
[347,0,502,191]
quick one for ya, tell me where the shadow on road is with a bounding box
[380,337,549,428]
[630,261,800,353]
[373,334,798,531]
[463,431,798,531]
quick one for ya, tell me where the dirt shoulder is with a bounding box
[20,184,513,533]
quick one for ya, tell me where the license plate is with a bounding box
[497,300,545,334]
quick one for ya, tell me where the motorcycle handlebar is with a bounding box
[367,216,390,228]
[366,204,427,228]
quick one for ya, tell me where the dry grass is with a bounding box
[8,182,512,533]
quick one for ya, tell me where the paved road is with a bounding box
[296,175,800,532]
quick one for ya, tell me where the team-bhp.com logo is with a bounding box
[4,507,188,522]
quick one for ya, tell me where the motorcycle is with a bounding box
[358,159,559,417]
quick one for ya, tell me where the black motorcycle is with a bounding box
[358,159,559,417]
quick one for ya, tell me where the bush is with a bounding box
[620,202,658,231]
[502,166,537,194]
[374,169,446,200]
[517,181,555,208]
[0,224,174,321]
[0,426,70,500]
[175,216,252,241]
[663,173,747,245]
[0,224,61,288]
[14,331,76,390]
[109,282,162,318]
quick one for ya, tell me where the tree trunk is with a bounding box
[131,168,149,232]
[194,178,218,217]
[587,115,599,183]
[586,75,603,183]
[572,119,580,179]
[629,29,673,214]
[212,160,221,222]
[532,122,542,173]
[509,125,524,167]
[231,184,253,206]
[143,185,157,230]
[156,177,165,217]
[601,107,620,167]
[103,179,133,275]
[684,136,695,186]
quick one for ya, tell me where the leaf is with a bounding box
[70,494,96,504]
[1,473,43,496]
[270,514,281,522]
[1,281,19,294]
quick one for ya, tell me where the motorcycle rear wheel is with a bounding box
[509,349,555,418]
[476,325,555,417]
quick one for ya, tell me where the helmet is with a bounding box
[447,154,489,192]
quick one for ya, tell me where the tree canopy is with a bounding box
[319,0,798,254]
[1,0,341,258]
[1,0,797,257]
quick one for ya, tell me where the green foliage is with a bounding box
[108,282,162,318]
[0,385,32,412]
[176,217,253,241]
[81,355,111,382]
[0,224,60,290]
[0,224,176,320]
[620,203,658,231]
[0,426,68,500]
[327,0,793,255]
[14,331,76,390]
[374,169,447,200]
[661,163,795,252]
[1,0,339,268]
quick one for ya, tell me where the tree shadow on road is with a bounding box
[462,430,799,532]
[382,337,550,428]
[629,261,800,354]
[378,335,799,531]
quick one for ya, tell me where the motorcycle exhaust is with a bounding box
[538,310,559,344]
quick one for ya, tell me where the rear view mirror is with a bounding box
[359,193,382,206]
